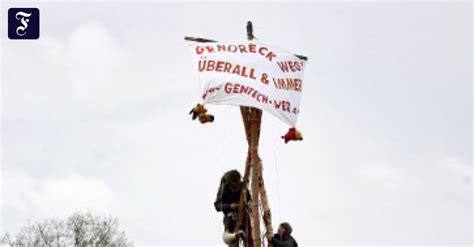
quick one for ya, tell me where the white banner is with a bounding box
[189,41,306,127]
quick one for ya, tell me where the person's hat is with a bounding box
[280,222,293,234]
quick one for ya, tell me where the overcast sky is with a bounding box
[1,1,472,246]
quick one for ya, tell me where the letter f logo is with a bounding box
[8,8,39,40]
[15,11,32,36]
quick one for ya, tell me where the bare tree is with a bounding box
[1,212,133,247]
[14,220,42,246]
[1,233,13,246]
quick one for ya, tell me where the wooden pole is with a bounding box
[258,161,273,245]
[243,21,276,247]
[247,21,274,247]
[232,107,252,247]
[234,105,263,247]
[249,107,262,247]
[247,21,263,247]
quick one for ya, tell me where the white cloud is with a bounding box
[1,170,116,233]
[438,157,472,182]
[3,22,180,118]
[358,162,411,190]
[32,174,114,212]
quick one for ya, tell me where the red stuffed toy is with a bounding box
[281,128,303,143]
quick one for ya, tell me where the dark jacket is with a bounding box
[214,179,251,232]
[272,234,298,247]
[214,182,243,215]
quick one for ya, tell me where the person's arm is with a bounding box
[214,184,231,212]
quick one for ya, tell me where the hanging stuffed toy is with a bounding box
[189,103,214,124]
[198,113,215,124]
[189,104,206,120]
[281,128,303,143]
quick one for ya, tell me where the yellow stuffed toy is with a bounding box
[198,113,215,124]
[189,104,214,124]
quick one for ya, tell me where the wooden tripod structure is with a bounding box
[185,21,307,247]
[235,105,273,247]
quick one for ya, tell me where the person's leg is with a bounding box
[223,216,238,246]
[224,215,238,231]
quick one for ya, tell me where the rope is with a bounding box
[218,121,228,212]
[216,116,229,174]
[272,117,282,218]
[259,196,265,247]
[214,112,232,243]
[245,209,249,247]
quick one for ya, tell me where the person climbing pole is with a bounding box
[272,222,298,247]
[214,169,251,245]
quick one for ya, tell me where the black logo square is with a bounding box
[8,8,40,40]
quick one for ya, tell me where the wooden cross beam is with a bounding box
[184,27,308,62]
